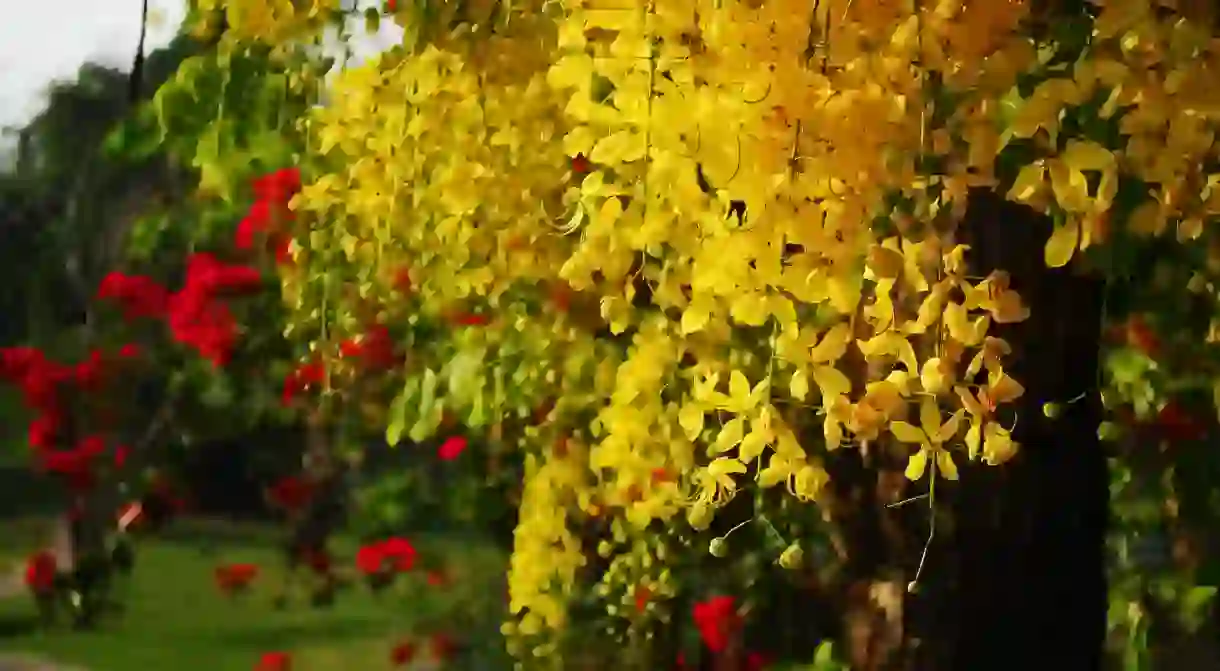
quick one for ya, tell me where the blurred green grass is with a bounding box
[0,520,510,670]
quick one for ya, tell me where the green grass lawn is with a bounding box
[0,520,511,670]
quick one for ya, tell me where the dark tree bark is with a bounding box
[907,190,1109,670]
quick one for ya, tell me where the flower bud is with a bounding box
[1042,402,1061,419]
[778,543,804,569]
[687,503,713,530]
[709,537,729,558]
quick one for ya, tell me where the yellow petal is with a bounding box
[919,396,942,438]
[904,448,929,481]
[936,409,965,443]
[678,403,705,441]
[1044,218,1080,268]
[889,421,925,443]
[813,365,852,400]
[936,449,959,480]
[987,372,1025,405]
[965,422,981,459]
[866,244,905,279]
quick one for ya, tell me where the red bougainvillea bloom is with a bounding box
[215,563,260,593]
[1156,402,1206,442]
[96,272,169,320]
[339,325,398,371]
[356,544,387,575]
[281,360,326,406]
[38,435,107,492]
[254,651,292,671]
[252,168,301,204]
[571,153,591,174]
[266,475,314,512]
[167,289,239,367]
[74,350,106,390]
[390,641,416,666]
[273,236,293,266]
[452,313,489,326]
[27,412,59,450]
[113,445,131,469]
[0,347,71,411]
[430,633,456,660]
[356,537,417,574]
[438,436,468,461]
[393,266,412,293]
[634,584,651,613]
[745,651,771,670]
[692,595,740,654]
[24,551,57,593]
[185,253,264,297]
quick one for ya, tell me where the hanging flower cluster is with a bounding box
[0,345,136,489]
[235,167,300,266]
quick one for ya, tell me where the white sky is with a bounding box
[0,0,400,138]
[0,0,187,132]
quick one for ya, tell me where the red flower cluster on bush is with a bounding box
[254,651,292,671]
[215,563,260,594]
[0,346,134,490]
[24,551,57,594]
[236,167,300,267]
[281,360,325,405]
[339,324,399,371]
[356,537,417,575]
[693,595,740,654]
[266,475,315,513]
[437,436,467,461]
[96,272,169,321]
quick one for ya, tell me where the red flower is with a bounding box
[356,544,387,575]
[117,343,142,359]
[746,651,770,670]
[267,476,314,512]
[430,633,455,660]
[255,651,292,671]
[1156,402,1206,442]
[390,641,416,666]
[74,350,105,390]
[393,267,412,293]
[386,0,398,13]
[692,595,739,654]
[27,412,59,450]
[96,272,169,320]
[571,153,591,174]
[380,537,417,571]
[634,584,651,613]
[356,537,417,574]
[281,361,326,405]
[215,563,260,593]
[24,551,57,593]
[274,236,293,266]
[252,168,301,205]
[339,325,398,370]
[300,548,332,576]
[114,445,131,469]
[184,253,264,297]
[438,436,468,461]
[167,289,238,367]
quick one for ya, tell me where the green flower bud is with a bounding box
[709,537,729,558]
[687,502,713,530]
[1042,402,1061,419]
[778,543,804,569]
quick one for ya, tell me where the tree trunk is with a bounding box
[908,191,1109,669]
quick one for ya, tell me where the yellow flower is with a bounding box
[890,396,964,481]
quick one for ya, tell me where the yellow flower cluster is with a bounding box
[190,0,1220,662]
